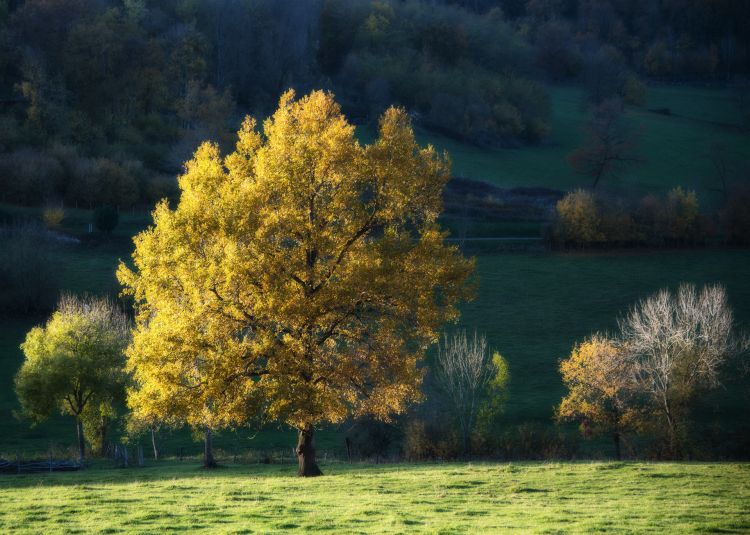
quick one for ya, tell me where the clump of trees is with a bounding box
[15,294,130,462]
[117,90,473,476]
[558,284,748,458]
[319,0,552,146]
[551,187,709,248]
[433,331,509,455]
[405,329,509,460]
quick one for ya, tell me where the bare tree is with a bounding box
[568,98,641,189]
[433,330,496,455]
[618,284,748,456]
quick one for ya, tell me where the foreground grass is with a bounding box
[1,461,748,533]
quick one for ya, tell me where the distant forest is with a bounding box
[1,0,749,207]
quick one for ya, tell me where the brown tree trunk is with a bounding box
[204,428,217,468]
[76,416,85,463]
[296,425,322,477]
[98,415,108,457]
[613,431,621,461]
[151,427,160,461]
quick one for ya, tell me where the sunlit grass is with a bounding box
[1,461,748,533]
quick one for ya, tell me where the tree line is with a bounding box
[551,187,750,248]
[2,0,748,210]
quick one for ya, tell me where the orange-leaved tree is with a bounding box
[118,90,474,476]
[557,334,642,460]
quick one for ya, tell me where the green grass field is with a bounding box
[1,461,748,533]
[409,85,750,205]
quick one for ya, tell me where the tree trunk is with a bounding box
[663,399,678,459]
[613,431,621,461]
[151,427,160,461]
[98,415,108,457]
[204,429,217,468]
[76,417,85,463]
[296,425,322,477]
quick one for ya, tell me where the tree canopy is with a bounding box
[15,294,130,461]
[118,89,473,475]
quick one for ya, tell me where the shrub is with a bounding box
[496,423,580,460]
[403,418,461,460]
[42,206,65,228]
[552,190,603,246]
[661,187,701,244]
[348,418,399,462]
[94,206,119,234]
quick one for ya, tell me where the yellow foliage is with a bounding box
[557,335,640,436]
[663,186,700,242]
[553,189,603,245]
[43,206,65,228]
[118,90,474,433]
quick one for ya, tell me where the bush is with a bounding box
[94,206,119,234]
[622,76,647,106]
[661,187,701,244]
[347,418,399,462]
[551,188,711,248]
[403,418,461,460]
[495,423,580,460]
[42,206,65,228]
[0,223,60,314]
[552,190,603,246]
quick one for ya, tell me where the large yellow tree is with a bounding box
[118,90,473,476]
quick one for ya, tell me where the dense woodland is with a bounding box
[1,0,749,208]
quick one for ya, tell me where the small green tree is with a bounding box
[15,294,130,462]
[475,352,510,443]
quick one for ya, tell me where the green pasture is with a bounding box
[410,85,749,205]
[1,461,748,534]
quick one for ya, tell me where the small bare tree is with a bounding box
[567,98,641,189]
[434,330,496,455]
[618,283,748,455]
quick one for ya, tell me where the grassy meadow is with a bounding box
[410,85,750,205]
[1,461,749,533]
